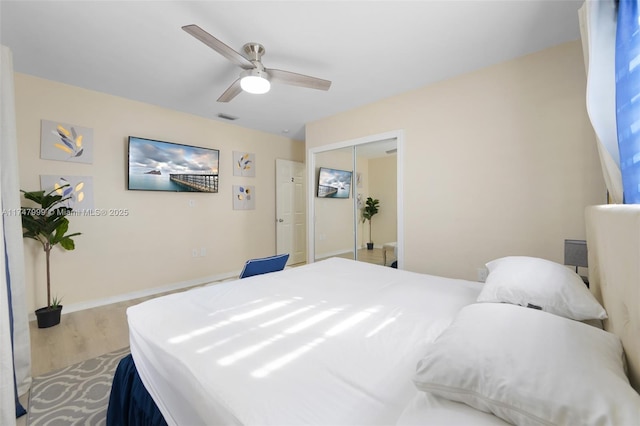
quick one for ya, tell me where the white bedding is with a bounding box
[127,257,486,425]
[396,391,510,426]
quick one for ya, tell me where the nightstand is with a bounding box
[581,275,589,288]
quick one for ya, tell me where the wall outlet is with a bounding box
[200,247,207,257]
[477,267,489,283]
[192,249,199,258]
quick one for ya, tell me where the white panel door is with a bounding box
[276,159,306,264]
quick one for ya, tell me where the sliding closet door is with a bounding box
[354,140,397,265]
[308,130,403,266]
[314,147,356,261]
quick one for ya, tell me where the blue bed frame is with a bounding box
[106,354,167,426]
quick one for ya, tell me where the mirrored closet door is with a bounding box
[313,147,357,261]
[310,136,400,268]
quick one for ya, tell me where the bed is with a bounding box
[108,205,640,425]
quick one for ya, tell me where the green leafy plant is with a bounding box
[362,197,380,245]
[21,186,81,310]
[50,295,63,309]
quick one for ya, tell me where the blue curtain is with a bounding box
[616,0,640,203]
[4,224,26,418]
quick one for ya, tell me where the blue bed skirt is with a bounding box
[106,353,168,426]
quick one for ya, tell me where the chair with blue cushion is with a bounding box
[239,253,290,279]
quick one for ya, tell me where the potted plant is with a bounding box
[21,186,81,328]
[362,197,380,250]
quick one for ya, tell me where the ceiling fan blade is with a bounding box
[217,78,242,102]
[182,24,254,69]
[267,69,331,91]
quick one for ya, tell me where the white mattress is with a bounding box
[396,391,511,426]
[127,257,488,425]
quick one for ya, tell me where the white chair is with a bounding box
[382,242,397,266]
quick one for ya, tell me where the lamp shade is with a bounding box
[564,239,588,268]
[240,69,270,94]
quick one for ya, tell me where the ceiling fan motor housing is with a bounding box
[243,43,266,62]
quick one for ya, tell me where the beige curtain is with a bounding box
[1,44,31,425]
[579,1,623,203]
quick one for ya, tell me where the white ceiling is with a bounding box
[0,1,583,142]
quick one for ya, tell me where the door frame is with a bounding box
[276,159,306,264]
[307,129,404,268]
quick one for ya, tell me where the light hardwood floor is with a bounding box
[18,250,393,424]
[29,296,143,377]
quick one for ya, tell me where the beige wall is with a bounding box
[307,41,605,280]
[16,74,304,313]
[366,155,397,246]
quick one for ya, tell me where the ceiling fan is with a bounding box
[182,24,332,102]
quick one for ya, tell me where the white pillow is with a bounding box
[477,256,606,320]
[413,303,640,426]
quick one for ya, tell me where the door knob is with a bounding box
[278,218,284,222]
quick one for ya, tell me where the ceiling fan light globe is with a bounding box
[240,70,271,94]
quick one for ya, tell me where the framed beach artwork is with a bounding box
[127,136,219,193]
[40,119,94,164]
[233,185,255,210]
[40,175,95,212]
[233,151,255,177]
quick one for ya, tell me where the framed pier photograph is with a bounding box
[317,167,352,199]
[127,136,219,193]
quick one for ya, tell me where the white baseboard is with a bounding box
[28,270,241,321]
[315,248,354,259]
[316,246,384,260]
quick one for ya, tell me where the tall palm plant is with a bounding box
[21,186,81,310]
[362,197,380,248]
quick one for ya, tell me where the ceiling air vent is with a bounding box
[217,113,238,121]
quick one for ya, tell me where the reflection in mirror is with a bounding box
[314,147,355,261]
[312,138,398,267]
[355,139,397,266]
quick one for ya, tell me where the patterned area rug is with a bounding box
[27,347,130,426]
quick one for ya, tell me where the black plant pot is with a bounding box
[366,242,374,250]
[35,305,62,328]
